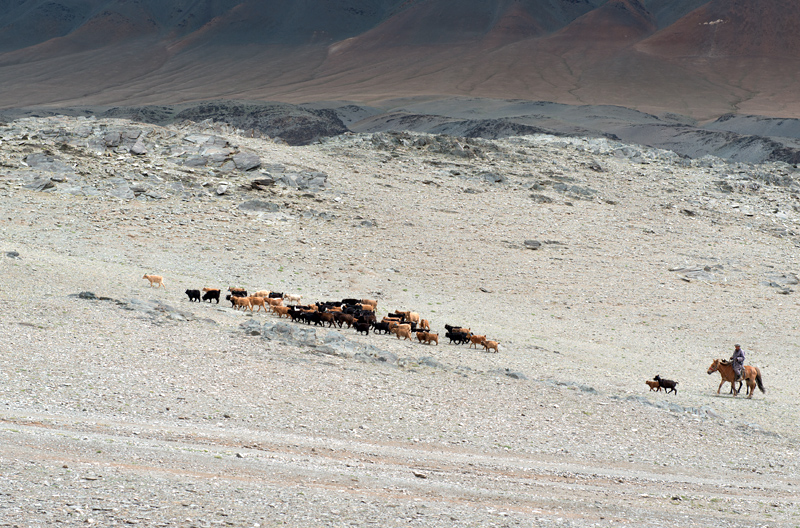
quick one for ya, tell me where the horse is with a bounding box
[707,359,765,399]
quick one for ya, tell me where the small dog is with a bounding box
[645,380,661,392]
[654,375,678,394]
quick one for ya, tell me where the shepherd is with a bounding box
[731,344,745,381]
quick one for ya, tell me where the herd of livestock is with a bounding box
[176,283,500,353]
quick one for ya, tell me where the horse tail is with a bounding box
[755,367,765,394]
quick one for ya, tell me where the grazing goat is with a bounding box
[419,319,430,331]
[185,289,201,302]
[654,375,678,394]
[645,380,661,392]
[143,274,165,288]
[481,339,499,353]
[392,324,412,341]
[202,289,220,303]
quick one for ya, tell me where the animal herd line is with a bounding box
[141,275,500,352]
[145,275,766,398]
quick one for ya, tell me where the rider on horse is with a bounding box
[731,344,745,381]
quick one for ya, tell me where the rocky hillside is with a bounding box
[2,114,799,526]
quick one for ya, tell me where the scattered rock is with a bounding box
[524,240,542,250]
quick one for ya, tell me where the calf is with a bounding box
[645,380,661,392]
[653,375,678,394]
[143,274,165,288]
[202,289,220,303]
[185,289,201,302]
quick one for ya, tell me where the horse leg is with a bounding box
[717,380,725,394]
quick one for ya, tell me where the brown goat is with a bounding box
[419,319,430,331]
[247,296,266,312]
[252,290,271,298]
[645,380,662,392]
[481,339,499,353]
[273,305,291,318]
[469,334,486,349]
[231,296,252,311]
[143,274,165,288]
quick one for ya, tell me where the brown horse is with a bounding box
[707,359,765,399]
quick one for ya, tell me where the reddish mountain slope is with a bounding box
[0,0,798,121]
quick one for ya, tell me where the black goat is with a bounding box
[185,289,201,302]
[654,375,678,395]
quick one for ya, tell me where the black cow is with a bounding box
[185,289,201,302]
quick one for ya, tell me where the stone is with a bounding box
[104,131,122,147]
[24,177,56,191]
[238,200,281,213]
[524,240,542,250]
[129,140,147,155]
[232,151,261,171]
[216,184,228,195]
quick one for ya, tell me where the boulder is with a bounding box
[233,151,261,171]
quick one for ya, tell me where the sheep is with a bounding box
[481,339,499,353]
[143,274,165,288]
[469,334,486,349]
[185,289,201,302]
[654,375,678,394]
[645,380,661,392]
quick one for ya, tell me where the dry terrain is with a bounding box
[1,116,799,527]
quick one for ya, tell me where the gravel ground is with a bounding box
[1,118,799,527]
